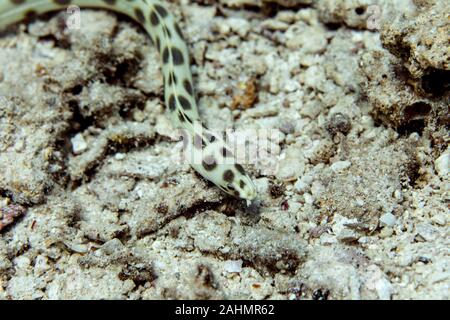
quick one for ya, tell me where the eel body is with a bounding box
[0,0,257,202]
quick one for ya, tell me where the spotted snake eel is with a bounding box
[0,0,257,203]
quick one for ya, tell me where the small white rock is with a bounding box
[393,189,403,201]
[34,255,50,275]
[115,153,126,160]
[303,192,315,205]
[364,265,393,300]
[132,109,145,122]
[71,133,88,154]
[224,260,243,273]
[355,197,365,207]
[379,227,394,238]
[435,152,449,177]
[379,213,397,227]
[431,213,447,226]
[330,160,351,172]
[294,180,308,194]
[14,139,25,152]
[275,149,305,181]
[261,19,289,31]
[14,256,31,269]
[416,223,438,242]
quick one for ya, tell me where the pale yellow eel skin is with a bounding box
[0,0,257,203]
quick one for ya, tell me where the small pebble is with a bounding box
[355,197,365,207]
[434,152,449,177]
[71,133,88,155]
[304,192,314,205]
[224,260,243,273]
[379,212,397,227]
[14,139,25,152]
[294,180,308,194]
[331,160,351,172]
[430,213,446,226]
[14,256,31,269]
[115,153,126,160]
[379,227,394,238]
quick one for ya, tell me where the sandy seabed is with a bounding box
[0,0,448,299]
